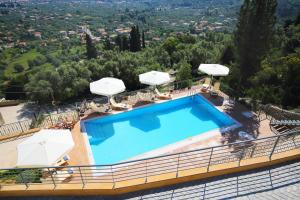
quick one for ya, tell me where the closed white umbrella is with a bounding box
[90,77,126,97]
[16,129,74,167]
[198,64,229,76]
[139,71,171,86]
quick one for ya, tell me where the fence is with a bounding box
[0,77,206,138]
[0,111,79,138]
[1,129,299,189]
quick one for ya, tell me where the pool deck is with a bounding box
[0,88,274,169]
[70,88,274,166]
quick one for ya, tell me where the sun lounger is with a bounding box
[222,98,235,109]
[110,97,130,110]
[53,168,74,183]
[89,102,110,114]
[137,92,155,102]
[210,81,221,96]
[238,131,255,140]
[201,77,211,92]
[270,120,300,126]
[154,88,172,100]
[42,155,70,175]
[56,155,70,166]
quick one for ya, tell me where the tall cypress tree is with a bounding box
[129,25,141,52]
[129,26,136,52]
[234,0,277,87]
[115,35,123,51]
[136,25,141,51]
[122,35,129,51]
[85,33,97,59]
[142,30,146,48]
[103,37,112,50]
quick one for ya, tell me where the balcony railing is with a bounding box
[0,111,79,138]
[0,129,299,189]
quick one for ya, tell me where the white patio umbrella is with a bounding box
[198,64,229,77]
[139,71,171,86]
[90,77,126,97]
[198,64,230,87]
[16,129,74,167]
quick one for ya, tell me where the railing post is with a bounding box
[239,147,245,167]
[78,166,85,188]
[176,154,180,178]
[111,166,115,189]
[207,147,214,172]
[19,171,28,188]
[49,114,53,126]
[269,136,281,160]
[48,168,56,188]
[33,112,37,121]
[18,121,24,133]
[250,144,256,158]
[145,160,148,183]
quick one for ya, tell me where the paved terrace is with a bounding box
[0,87,273,169]
[3,159,300,200]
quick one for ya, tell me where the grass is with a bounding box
[4,50,44,77]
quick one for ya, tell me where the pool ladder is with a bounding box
[187,89,197,99]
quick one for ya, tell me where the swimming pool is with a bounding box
[84,94,236,165]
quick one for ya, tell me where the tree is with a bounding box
[122,35,129,51]
[162,37,178,67]
[103,37,112,50]
[142,31,146,48]
[281,56,300,108]
[220,45,235,65]
[295,12,300,25]
[176,60,192,89]
[115,35,123,51]
[116,35,129,51]
[25,68,61,103]
[234,0,277,87]
[85,33,97,59]
[14,64,24,73]
[25,63,91,103]
[129,25,141,52]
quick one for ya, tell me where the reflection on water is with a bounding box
[86,122,115,145]
[129,113,161,132]
[190,104,226,127]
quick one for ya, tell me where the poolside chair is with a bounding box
[210,81,221,97]
[42,155,70,175]
[127,94,139,105]
[56,155,70,166]
[154,88,172,100]
[0,112,4,126]
[110,97,130,111]
[137,92,155,102]
[201,77,211,92]
[53,168,74,183]
[89,102,110,114]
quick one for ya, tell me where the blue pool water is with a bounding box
[84,94,235,165]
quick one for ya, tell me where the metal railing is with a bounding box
[1,129,299,189]
[0,111,79,138]
[0,76,206,138]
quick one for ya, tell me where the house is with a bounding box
[59,31,67,37]
[68,31,76,35]
[34,32,42,39]
[115,28,131,35]
[18,42,27,47]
